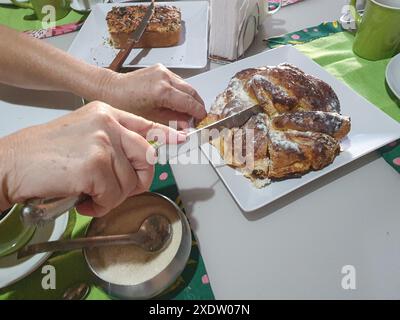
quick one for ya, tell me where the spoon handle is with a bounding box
[17,233,144,259]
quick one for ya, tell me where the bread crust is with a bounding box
[271,111,351,140]
[106,5,181,49]
[197,63,351,186]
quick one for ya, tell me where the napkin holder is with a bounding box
[209,0,264,63]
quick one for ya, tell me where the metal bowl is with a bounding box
[83,192,191,300]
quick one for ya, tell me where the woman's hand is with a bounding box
[97,64,207,129]
[0,101,186,217]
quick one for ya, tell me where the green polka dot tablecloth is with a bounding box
[0,4,87,37]
[266,21,400,173]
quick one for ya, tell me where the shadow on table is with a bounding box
[177,187,215,232]
[242,151,381,222]
[0,83,82,110]
[262,17,289,41]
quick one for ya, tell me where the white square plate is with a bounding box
[68,1,209,69]
[186,45,400,212]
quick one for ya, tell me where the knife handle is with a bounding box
[20,195,89,227]
[108,41,136,72]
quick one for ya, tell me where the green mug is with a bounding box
[350,0,400,60]
[0,205,36,258]
[10,0,71,21]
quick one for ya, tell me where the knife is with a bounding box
[156,104,264,162]
[108,0,155,72]
[20,104,263,227]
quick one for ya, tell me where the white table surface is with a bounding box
[1,0,400,299]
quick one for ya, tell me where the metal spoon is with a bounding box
[17,215,172,259]
[62,282,91,300]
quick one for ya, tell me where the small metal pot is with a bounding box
[83,192,191,300]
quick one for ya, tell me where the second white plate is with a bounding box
[185,45,400,212]
[68,1,209,69]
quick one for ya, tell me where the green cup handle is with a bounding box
[349,0,363,29]
[9,0,33,10]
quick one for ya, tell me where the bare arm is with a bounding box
[0,25,206,127]
[0,24,111,100]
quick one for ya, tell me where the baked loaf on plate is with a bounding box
[197,63,351,188]
[106,5,181,49]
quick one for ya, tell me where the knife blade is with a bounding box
[108,0,155,71]
[20,104,263,227]
[156,104,264,162]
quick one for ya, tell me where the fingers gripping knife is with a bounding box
[20,105,264,227]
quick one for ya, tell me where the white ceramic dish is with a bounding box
[185,45,400,212]
[70,0,108,13]
[386,53,400,100]
[68,1,209,69]
[0,212,69,289]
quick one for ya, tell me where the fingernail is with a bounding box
[178,131,187,142]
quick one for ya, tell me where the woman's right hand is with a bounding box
[95,64,207,129]
[0,101,186,217]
